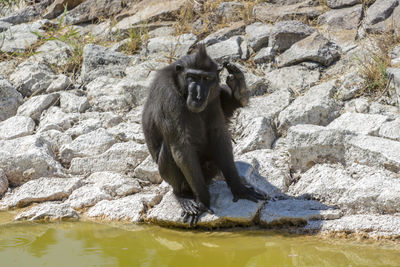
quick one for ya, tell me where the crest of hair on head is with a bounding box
[194,43,214,70]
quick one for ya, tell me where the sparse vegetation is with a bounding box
[121,26,149,55]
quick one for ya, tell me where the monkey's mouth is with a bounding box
[186,83,210,113]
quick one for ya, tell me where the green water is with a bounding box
[0,214,399,267]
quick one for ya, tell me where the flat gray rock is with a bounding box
[146,34,197,59]
[379,118,400,141]
[207,36,243,62]
[69,141,148,175]
[254,47,275,64]
[133,156,162,184]
[38,106,78,133]
[59,92,90,113]
[0,21,45,52]
[260,199,341,227]
[278,81,340,132]
[88,192,162,222]
[327,0,360,8]
[60,128,117,165]
[15,202,79,221]
[364,0,398,25]
[46,74,71,93]
[107,122,145,144]
[147,181,264,228]
[0,76,23,122]
[269,20,315,52]
[327,112,389,135]
[0,116,35,140]
[32,40,73,67]
[0,135,64,186]
[0,177,81,209]
[318,4,363,30]
[245,22,273,52]
[276,32,340,67]
[17,93,60,121]
[203,21,245,46]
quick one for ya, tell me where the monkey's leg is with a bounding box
[210,128,267,202]
[158,143,212,226]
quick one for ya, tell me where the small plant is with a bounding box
[121,26,148,55]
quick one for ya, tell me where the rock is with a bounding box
[236,149,291,197]
[0,169,8,197]
[46,74,71,93]
[86,76,137,112]
[327,0,360,8]
[33,40,73,68]
[67,172,141,209]
[264,65,320,94]
[245,22,273,52]
[9,61,55,97]
[218,2,245,22]
[114,0,186,31]
[278,81,340,132]
[306,214,400,237]
[0,135,64,186]
[0,76,23,122]
[148,26,176,38]
[107,122,145,144]
[327,112,389,135]
[0,1,52,24]
[0,177,81,208]
[62,0,124,25]
[259,199,341,227]
[364,0,398,25]
[202,21,245,46]
[37,129,73,154]
[0,21,45,52]
[146,33,197,58]
[0,59,18,77]
[81,44,134,84]
[336,70,364,100]
[38,106,78,132]
[234,116,276,154]
[43,0,86,19]
[88,192,162,222]
[0,21,12,32]
[59,92,90,113]
[243,72,269,96]
[253,1,325,22]
[133,156,162,183]
[0,116,35,140]
[318,4,363,30]
[269,20,316,52]
[368,101,400,120]
[17,93,60,121]
[60,128,117,165]
[343,97,369,113]
[69,141,148,175]
[386,68,400,107]
[276,32,341,67]
[206,36,243,62]
[363,4,400,34]
[15,202,79,221]
[253,47,275,64]
[379,118,400,141]
[147,181,264,228]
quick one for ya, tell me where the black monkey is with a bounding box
[142,45,266,226]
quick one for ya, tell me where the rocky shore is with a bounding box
[0,0,400,240]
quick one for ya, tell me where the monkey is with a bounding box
[142,45,266,226]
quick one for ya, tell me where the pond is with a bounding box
[0,212,399,266]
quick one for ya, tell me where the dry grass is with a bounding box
[120,26,149,55]
[357,28,400,97]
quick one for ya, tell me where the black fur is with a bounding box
[142,45,266,226]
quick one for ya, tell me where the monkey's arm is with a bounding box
[142,112,163,162]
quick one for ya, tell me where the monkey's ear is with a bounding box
[175,64,184,72]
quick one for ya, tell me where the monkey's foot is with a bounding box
[231,181,268,203]
[177,197,214,227]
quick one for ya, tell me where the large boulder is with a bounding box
[327,112,389,135]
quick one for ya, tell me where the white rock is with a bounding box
[88,192,162,222]
[9,61,55,97]
[146,34,197,58]
[327,112,389,135]
[278,81,340,131]
[207,36,243,62]
[17,93,60,120]
[0,76,23,122]
[147,181,264,228]
[46,74,71,93]
[245,22,273,52]
[133,156,162,183]
[379,117,400,141]
[0,21,44,53]
[0,169,8,197]
[33,40,73,67]
[69,141,148,175]
[107,122,145,143]
[38,106,78,132]
[60,128,117,165]
[0,177,81,208]
[59,92,90,113]
[37,129,73,153]
[0,135,64,186]
[259,199,341,226]
[0,116,35,140]
[15,202,79,221]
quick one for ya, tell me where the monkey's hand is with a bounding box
[224,62,249,107]
[231,178,268,203]
[178,197,214,227]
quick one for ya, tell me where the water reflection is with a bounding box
[0,221,399,267]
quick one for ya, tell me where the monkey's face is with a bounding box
[184,68,219,113]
